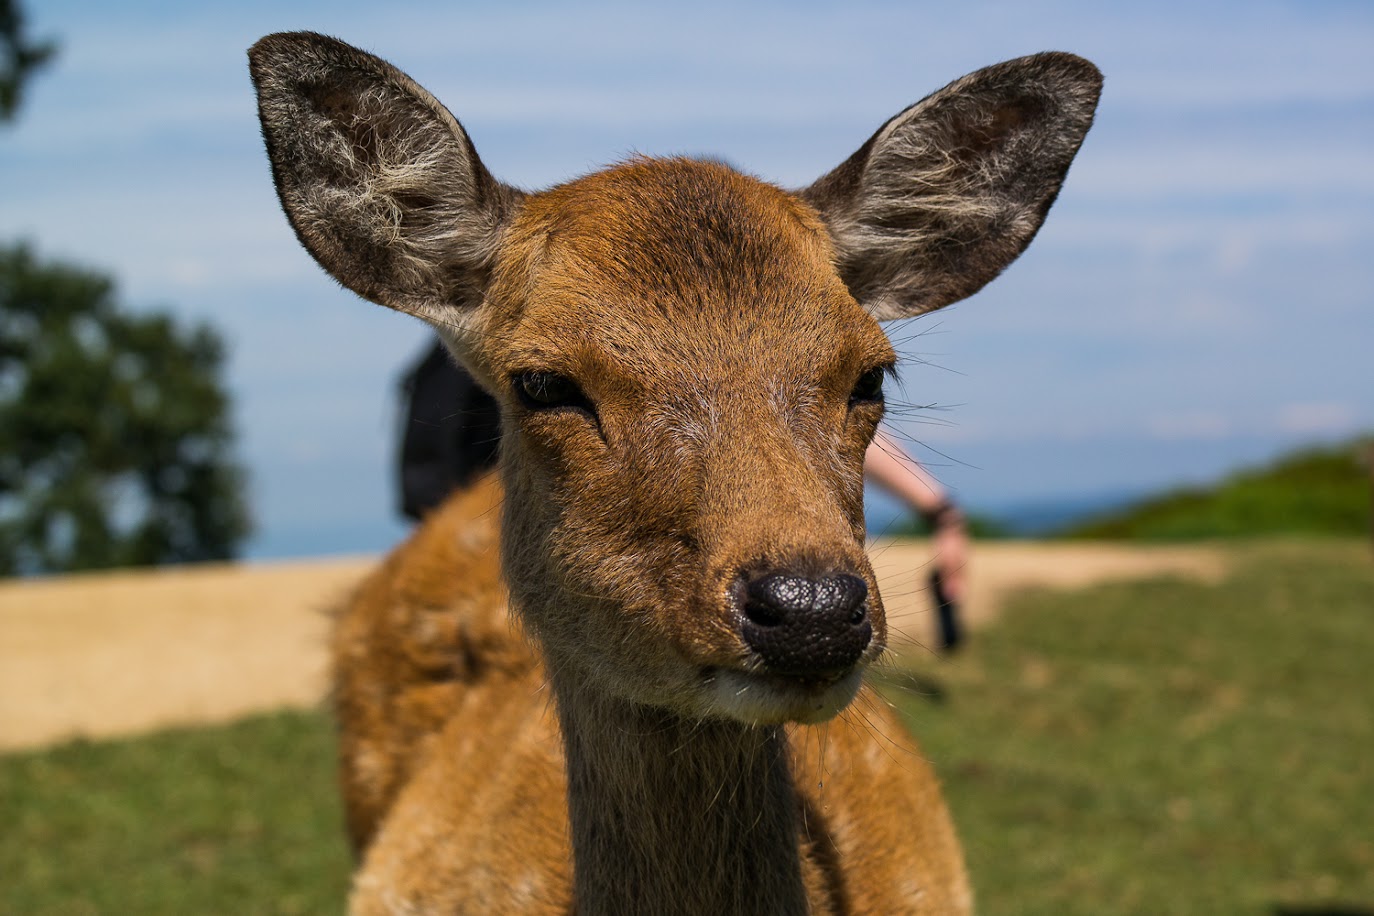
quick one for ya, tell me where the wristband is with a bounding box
[923,500,961,529]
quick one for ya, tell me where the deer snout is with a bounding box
[737,571,873,679]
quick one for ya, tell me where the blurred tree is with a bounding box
[0,245,252,574]
[1,0,55,123]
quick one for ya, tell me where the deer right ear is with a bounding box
[248,33,522,325]
[803,52,1102,321]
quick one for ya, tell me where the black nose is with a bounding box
[739,572,872,678]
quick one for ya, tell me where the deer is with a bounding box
[249,33,1100,915]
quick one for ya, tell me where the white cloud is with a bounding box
[1145,411,1235,442]
[1274,402,1360,437]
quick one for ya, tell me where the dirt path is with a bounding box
[871,540,1227,652]
[0,542,1225,751]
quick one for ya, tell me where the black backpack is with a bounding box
[397,340,502,521]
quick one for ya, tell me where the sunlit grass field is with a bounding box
[885,540,1374,915]
[3,541,1370,914]
[1,711,350,913]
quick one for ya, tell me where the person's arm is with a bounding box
[864,431,969,603]
[864,432,958,519]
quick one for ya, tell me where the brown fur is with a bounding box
[249,33,1101,914]
[334,475,967,914]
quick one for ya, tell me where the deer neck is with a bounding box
[552,674,809,916]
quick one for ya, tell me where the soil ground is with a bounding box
[0,541,1225,751]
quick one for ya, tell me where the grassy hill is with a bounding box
[1061,437,1372,540]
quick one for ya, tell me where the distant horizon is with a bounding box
[242,428,1367,561]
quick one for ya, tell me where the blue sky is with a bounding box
[3,1,1371,557]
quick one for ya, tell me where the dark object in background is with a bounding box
[930,568,963,653]
[397,341,501,521]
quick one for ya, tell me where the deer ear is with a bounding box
[248,32,522,325]
[803,52,1102,320]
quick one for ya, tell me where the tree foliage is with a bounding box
[0,244,251,574]
[1,0,56,123]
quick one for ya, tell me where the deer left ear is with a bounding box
[248,32,523,324]
[802,52,1102,320]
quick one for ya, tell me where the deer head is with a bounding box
[249,33,1100,725]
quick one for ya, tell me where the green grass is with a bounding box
[0,710,350,914]
[3,541,1371,913]
[882,540,1374,915]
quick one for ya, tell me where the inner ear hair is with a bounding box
[803,51,1103,320]
[248,32,523,323]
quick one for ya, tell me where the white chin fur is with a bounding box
[705,669,863,725]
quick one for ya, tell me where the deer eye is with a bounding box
[849,366,887,406]
[514,371,592,413]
